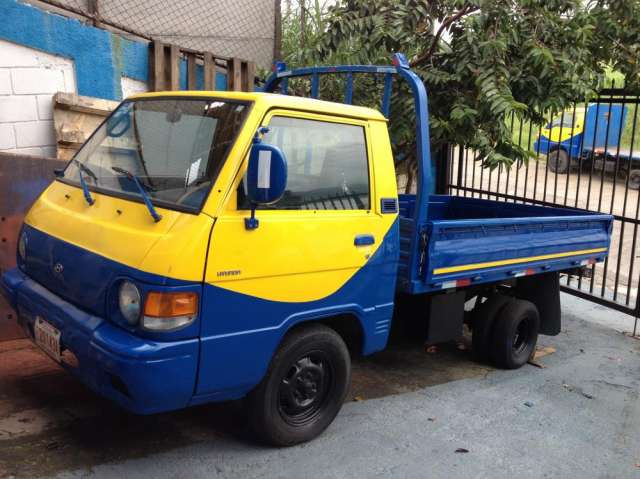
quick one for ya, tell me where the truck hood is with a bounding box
[19,181,213,317]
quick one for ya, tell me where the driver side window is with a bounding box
[238,116,370,210]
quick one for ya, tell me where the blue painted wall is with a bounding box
[0,0,226,100]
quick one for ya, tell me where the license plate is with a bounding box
[34,316,61,363]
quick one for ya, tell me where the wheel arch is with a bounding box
[549,145,571,157]
[281,312,366,358]
[549,144,566,152]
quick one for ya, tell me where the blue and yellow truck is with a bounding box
[1,54,612,445]
[534,103,640,188]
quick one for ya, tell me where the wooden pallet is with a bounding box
[53,92,118,161]
[150,41,256,92]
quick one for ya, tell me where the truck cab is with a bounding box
[534,103,636,183]
[1,91,402,443]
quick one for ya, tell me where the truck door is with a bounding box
[196,111,399,396]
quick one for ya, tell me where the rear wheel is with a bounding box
[628,169,640,190]
[490,299,540,369]
[471,294,511,363]
[548,149,570,174]
[247,324,351,446]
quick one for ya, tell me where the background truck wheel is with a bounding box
[628,169,640,190]
[548,149,570,174]
[490,299,540,369]
[471,294,511,363]
[247,324,351,447]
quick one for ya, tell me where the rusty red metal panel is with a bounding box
[0,153,67,341]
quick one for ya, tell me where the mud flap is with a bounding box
[515,271,561,336]
[425,290,466,344]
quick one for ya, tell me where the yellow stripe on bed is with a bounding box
[432,248,608,275]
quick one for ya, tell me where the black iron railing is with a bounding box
[446,87,640,335]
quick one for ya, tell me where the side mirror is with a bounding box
[244,142,288,229]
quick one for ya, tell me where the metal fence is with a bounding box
[29,0,277,68]
[446,86,640,335]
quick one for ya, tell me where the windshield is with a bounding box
[547,116,575,130]
[61,98,249,211]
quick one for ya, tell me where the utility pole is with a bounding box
[300,0,306,52]
[87,0,102,28]
[274,0,282,61]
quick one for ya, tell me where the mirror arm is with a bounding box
[244,127,269,231]
[257,126,270,139]
[244,203,260,230]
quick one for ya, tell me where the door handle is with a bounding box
[354,234,375,246]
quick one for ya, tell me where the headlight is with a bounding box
[118,281,141,325]
[18,231,27,261]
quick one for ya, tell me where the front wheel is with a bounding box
[548,149,570,174]
[490,299,540,369]
[247,324,351,446]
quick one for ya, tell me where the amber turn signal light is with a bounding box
[144,291,198,318]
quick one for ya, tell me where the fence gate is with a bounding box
[446,87,640,336]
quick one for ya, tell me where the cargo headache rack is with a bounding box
[263,53,435,292]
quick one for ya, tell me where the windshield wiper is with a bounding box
[74,160,95,206]
[111,167,162,223]
[75,160,98,183]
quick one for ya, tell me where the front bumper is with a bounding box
[1,267,199,414]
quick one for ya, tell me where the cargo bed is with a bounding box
[397,195,613,294]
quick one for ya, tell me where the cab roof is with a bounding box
[128,90,387,122]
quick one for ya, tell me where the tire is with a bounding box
[247,324,351,447]
[471,294,511,363]
[628,169,640,190]
[617,166,628,181]
[490,299,540,369]
[548,149,570,174]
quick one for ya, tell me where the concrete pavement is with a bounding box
[1,293,639,478]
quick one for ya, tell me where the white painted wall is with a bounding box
[120,76,148,99]
[0,39,76,158]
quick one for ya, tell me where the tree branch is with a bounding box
[409,4,479,67]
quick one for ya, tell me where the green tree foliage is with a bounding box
[279,0,640,176]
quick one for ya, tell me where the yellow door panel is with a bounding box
[205,110,395,303]
[206,211,379,302]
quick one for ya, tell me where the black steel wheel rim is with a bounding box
[277,351,334,427]
[512,317,532,355]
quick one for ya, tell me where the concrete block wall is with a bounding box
[0,39,76,158]
[0,0,229,162]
